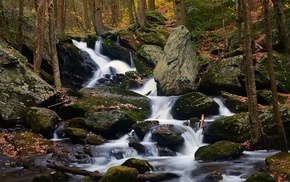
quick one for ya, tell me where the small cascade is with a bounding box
[213,97,233,116]
[116,36,120,46]
[72,39,136,88]
[129,51,135,68]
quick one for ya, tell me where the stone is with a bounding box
[153,25,199,96]
[25,107,60,138]
[195,141,244,161]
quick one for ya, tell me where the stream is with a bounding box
[66,39,278,182]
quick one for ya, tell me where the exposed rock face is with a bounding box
[153,25,199,96]
[138,44,164,66]
[0,39,55,124]
[25,107,60,138]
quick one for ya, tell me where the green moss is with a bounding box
[122,158,153,173]
[195,141,244,161]
[266,152,290,178]
[32,174,53,182]
[100,166,139,182]
[245,172,275,182]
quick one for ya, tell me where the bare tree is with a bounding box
[17,0,24,53]
[128,0,135,24]
[242,0,263,146]
[272,0,290,62]
[110,0,117,27]
[82,0,90,30]
[57,0,65,34]
[33,0,46,75]
[173,0,186,26]
[92,0,104,35]
[263,0,288,152]
[48,0,62,89]
[137,0,146,28]
[148,0,155,10]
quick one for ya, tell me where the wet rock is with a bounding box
[153,25,199,96]
[152,124,184,151]
[203,112,250,143]
[157,146,176,156]
[60,86,151,139]
[32,174,53,182]
[122,158,153,174]
[85,132,106,145]
[132,120,159,140]
[220,92,248,113]
[171,92,219,120]
[195,141,244,161]
[99,166,139,182]
[204,171,223,181]
[83,146,99,157]
[128,140,146,155]
[52,146,91,165]
[63,127,87,144]
[25,107,60,139]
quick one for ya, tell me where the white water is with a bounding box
[71,40,276,182]
[72,39,136,88]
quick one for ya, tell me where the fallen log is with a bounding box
[47,163,103,180]
[47,163,179,181]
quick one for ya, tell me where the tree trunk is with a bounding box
[110,0,117,27]
[236,0,243,43]
[242,0,262,146]
[17,0,24,53]
[272,0,290,62]
[57,0,65,34]
[137,0,146,28]
[263,0,288,153]
[148,0,155,10]
[93,0,104,35]
[128,0,135,24]
[82,0,90,30]
[48,0,62,89]
[173,0,186,26]
[33,0,46,75]
[0,0,4,27]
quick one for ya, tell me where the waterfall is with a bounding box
[72,39,136,88]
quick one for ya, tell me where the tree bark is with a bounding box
[0,0,4,27]
[137,0,146,28]
[128,0,135,24]
[17,0,24,53]
[57,0,65,34]
[110,0,117,27]
[148,0,155,10]
[263,0,288,153]
[93,0,104,35]
[82,0,90,30]
[33,0,46,75]
[272,0,290,62]
[242,0,262,146]
[173,0,186,26]
[48,0,62,89]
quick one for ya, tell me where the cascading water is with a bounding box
[71,40,276,182]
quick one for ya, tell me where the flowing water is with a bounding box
[69,40,278,181]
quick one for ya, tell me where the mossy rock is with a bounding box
[203,112,250,143]
[145,10,166,25]
[32,174,53,182]
[195,141,244,161]
[220,92,248,113]
[171,92,219,120]
[63,127,87,144]
[99,166,139,182]
[266,152,290,180]
[25,107,59,138]
[132,120,159,140]
[256,52,290,93]
[51,171,69,182]
[245,172,275,182]
[257,89,290,105]
[122,158,153,173]
[200,55,244,95]
[137,44,164,66]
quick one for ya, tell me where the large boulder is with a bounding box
[153,25,199,96]
[0,39,55,125]
[25,107,60,138]
[195,141,244,161]
[171,92,219,120]
[200,55,245,95]
[137,44,164,66]
[152,124,185,151]
[60,86,151,139]
[100,166,139,182]
[122,158,153,174]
